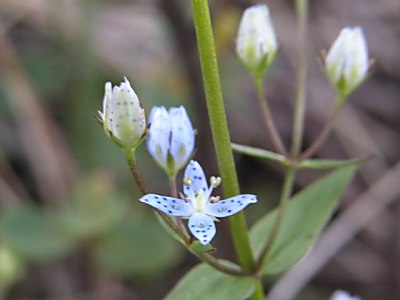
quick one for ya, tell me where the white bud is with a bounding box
[325,27,369,99]
[236,4,278,77]
[330,290,361,300]
[99,77,146,149]
[147,106,195,175]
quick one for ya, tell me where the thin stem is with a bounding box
[124,150,189,242]
[124,149,148,194]
[290,0,309,158]
[300,102,343,160]
[192,252,246,277]
[168,175,178,198]
[168,175,188,236]
[191,0,257,276]
[255,77,288,156]
[257,168,296,269]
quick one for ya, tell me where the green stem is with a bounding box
[168,175,189,237]
[300,101,343,160]
[124,149,148,194]
[255,77,288,156]
[257,167,296,269]
[290,0,309,158]
[191,1,263,296]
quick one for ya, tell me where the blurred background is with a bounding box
[0,0,399,299]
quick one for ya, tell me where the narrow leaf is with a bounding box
[231,143,287,165]
[250,166,357,274]
[299,155,373,170]
[165,262,255,300]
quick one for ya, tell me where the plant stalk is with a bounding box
[256,167,296,269]
[300,102,343,160]
[191,0,263,297]
[290,0,309,158]
[255,78,288,156]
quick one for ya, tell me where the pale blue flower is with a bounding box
[147,106,195,176]
[139,160,257,245]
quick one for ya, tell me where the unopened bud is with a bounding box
[236,4,278,78]
[147,106,195,176]
[325,27,369,101]
[98,77,146,149]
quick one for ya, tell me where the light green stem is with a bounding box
[255,78,287,156]
[300,101,343,160]
[257,168,296,269]
[191,0,263,297]
[290,0,309,158]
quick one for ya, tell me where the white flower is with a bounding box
[330,290,361,300]
[236,4,278,76]
[139,160,257,244]
[98,77,146,149]
[147,106,195,176]
[325,27,369,98]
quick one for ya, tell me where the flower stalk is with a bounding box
[191,0,264,297]
[290,0,309,158]
[255,77,287,156]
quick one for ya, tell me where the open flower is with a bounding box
[325,27,369,99]
[236,4,278,77]
[139,160,257,245]
[147,106,195,176]
[98,77,146,149]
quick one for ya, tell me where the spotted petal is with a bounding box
[205,194,257,218]
[169,106,195,170]
[188,213,216,245]
[183,160,208,199]
[139,194,193,217]
[147,106,171,168]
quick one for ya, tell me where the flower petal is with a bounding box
[183,160,208,199]
[188,213,216,245]
[147,106,171,168]
[139,194,193,217]
[169,106,195,170]
[205,194,257,218]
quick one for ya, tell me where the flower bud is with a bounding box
[236,4,278,78]
[147,106,195,176]
[98,77,146,149]
[325,27,369,100]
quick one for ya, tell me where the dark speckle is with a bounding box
[168,210,173,214]
[203,235,207,238]
[157,201,161,204]
[228,210,232,213]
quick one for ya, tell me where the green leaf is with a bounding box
[165,263,255,300]
[299,155,372,170]
[231,143,287,166]
[189,240,216,254]
[250,166,357,275]
[93,217,183,278]
[0,207,75,262]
